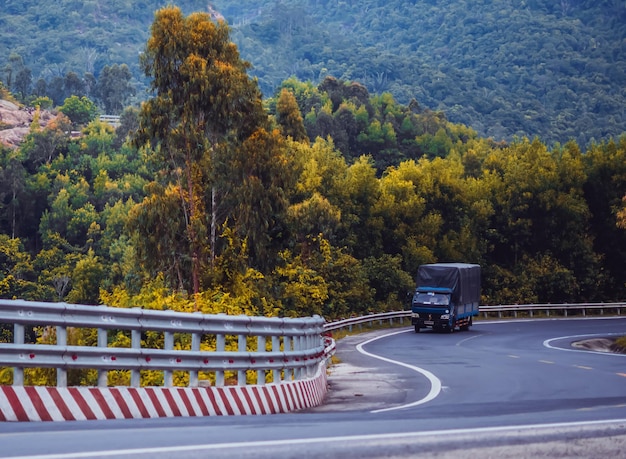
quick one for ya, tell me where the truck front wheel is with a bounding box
[414,325,420,333]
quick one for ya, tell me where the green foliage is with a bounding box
[0,235,45,300]
[95,64,135,114]
[58,96,98,127]
[617,195,626,230]
[1,5,626,361]
[214,0,626,147]
[2,1,626,146]
[30,96,53,109]
[275,88,308,142]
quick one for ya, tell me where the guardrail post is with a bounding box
[301,335,308,379]
[164,331,174,387]
[238,334,247,385]
[189,331,200,387]
[215,333,225,387]
[272,335,281,383]
[13,323,24,386]
[307,334,315,377]
[293,336,302,380]
[57,325,67,387]
[284,335,293,381]
[131,329,141,387]
[257,335,266,385]
[97,328,108,387]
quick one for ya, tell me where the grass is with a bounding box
[614,336,626,352]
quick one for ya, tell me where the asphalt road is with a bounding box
[1,317,625,458]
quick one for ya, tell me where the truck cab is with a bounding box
[410,263,480,333]
[411,288,456,332]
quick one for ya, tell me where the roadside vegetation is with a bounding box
[0,6,626,385]
[0,6,625,317]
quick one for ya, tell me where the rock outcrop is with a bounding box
[0,99,55,148]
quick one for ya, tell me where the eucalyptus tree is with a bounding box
[583,136,626,300]
[95,64,135,114]
[275,88,308,142]
[132,7,281,296]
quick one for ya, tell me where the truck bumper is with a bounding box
[411,317,452,330]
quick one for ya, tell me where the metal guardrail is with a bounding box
[479,302,625,318]
[1,300,622,389]
[324,311,410,333]
[323,303,626,333]
[0,300,326,389]
[99,115,121,127]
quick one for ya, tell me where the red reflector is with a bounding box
[29,354,35,359]
[72,354,78,361]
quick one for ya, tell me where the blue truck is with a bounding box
[411,263,481,333]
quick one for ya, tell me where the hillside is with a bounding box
[1,0,626,146]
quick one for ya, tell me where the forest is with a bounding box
[1,5,626,386]
[0,6,625,325]
[1,0,626,147]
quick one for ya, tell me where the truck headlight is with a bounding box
[411,312,419,318]
[440,314,450,320]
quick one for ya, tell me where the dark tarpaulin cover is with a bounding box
[417,263,481,305]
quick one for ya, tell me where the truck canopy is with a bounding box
[416,263,481,306]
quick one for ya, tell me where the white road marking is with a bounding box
[455,334,482,346]
[544,332,626,357]
[5,419,626,459]
[354,329,442,413]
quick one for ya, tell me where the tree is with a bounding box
[58,96,98,127]
[14,67,32,101]
[617,195,626,230]
[63,71,84,97]
[0,235,47,300]
[133,6,268,297]
[222,128,293,271]
[276,88,308,142]
[95,64,135,114]
[65,248,105,305]
[583,137,626,299]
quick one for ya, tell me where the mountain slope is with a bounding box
[1,0,625,146]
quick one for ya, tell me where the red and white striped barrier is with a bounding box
[0,364,327,422]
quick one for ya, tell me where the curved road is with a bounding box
[1,318,626,458]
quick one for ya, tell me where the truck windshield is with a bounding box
[413,292,450,306]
